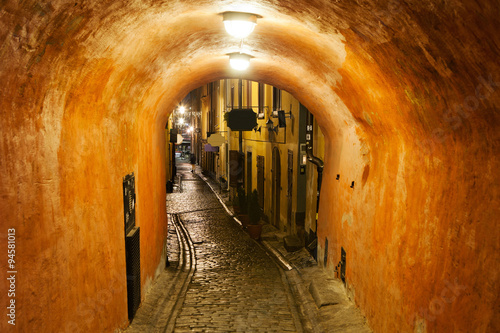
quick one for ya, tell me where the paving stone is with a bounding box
[167,163,301,332]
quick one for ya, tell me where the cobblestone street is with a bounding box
[125,160,371,333]
[166,163,302,332]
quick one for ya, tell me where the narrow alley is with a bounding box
[169,163,300,332]
[125,160,369,332]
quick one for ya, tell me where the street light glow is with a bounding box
[229,53,251,71]
[223,12,258,39]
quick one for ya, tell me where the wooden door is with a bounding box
[272,147,281,227]
[287,150,293,233]
[257,155,265,208]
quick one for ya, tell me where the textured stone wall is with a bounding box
[0,1,498,332]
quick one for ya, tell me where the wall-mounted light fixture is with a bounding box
[229,53,252,71]
[266,119,278,133]
[223,12,258,39]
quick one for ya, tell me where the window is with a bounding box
[238,79,243,109]
[258,83,265,118]
[246,80,252,108]
[231,85,234,110]
[272,87,281,118]
[273,87,281,111]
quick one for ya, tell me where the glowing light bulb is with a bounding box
[224,20,256,39]
[229,53,251,71]
[223,12,257,39]
[179,106,185,114]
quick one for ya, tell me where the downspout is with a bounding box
[238,79,244,188]
[305,112,324,260]
[238,79,243,154]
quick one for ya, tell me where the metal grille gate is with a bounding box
[126,227,141,319]
[123,173,141,320]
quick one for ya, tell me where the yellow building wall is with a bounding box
[188,79,324,238]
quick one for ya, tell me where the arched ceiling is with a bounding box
[75,1,353,139]
[2,0,498,142]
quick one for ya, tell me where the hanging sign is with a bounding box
[207,133,226,147]
[227,108,257,131]
[204,144,219,152]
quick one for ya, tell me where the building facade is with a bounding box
[167,80,326,253]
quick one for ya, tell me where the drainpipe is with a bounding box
[238,79,244,189]
[305,112,324,260]
[238,80,243,154]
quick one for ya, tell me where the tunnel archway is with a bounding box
[0,1,498,332]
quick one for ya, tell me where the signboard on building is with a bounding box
[207,133,226,147]
[204,144,219,152]
[227,108,257,131]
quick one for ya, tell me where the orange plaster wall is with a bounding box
[0,3,169,332]
[316,14,500,332]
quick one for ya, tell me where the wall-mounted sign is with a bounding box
[204,144,219,152]
[207,133,226,147]
[227,108,257,131]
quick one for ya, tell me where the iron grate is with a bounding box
[126,227,141,320]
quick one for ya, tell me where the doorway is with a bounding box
[272,147,281,228]
[257,155,265,209]
[246,151,252,196]
[287,150,293,234]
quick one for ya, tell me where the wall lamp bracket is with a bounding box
[265,119,278,133]
[350,181,355,189]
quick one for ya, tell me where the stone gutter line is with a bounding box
[261,240,294,271]
[123,213,196,332]
[277,265,306,333]
[162,214,197,333]
[198,173,243,227]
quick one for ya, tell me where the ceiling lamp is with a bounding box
[179,106,185,114]
[223,12,258,39]
[229,53,252,71]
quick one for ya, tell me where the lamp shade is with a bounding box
[229,53,251,71]
[223,12,257,39]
